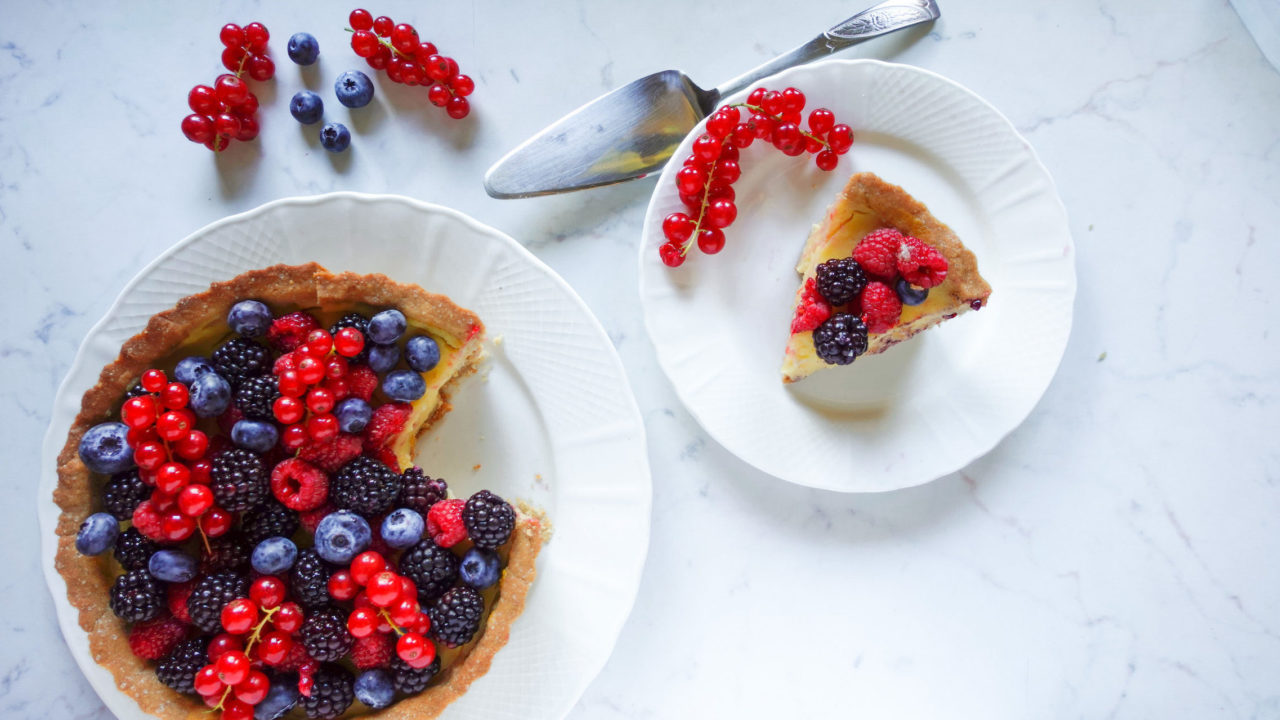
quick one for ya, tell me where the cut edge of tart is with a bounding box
[781,172,992,383]
[52,263,545,720]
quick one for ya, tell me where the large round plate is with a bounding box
[639,59,1075,492]
[39,194,651,719]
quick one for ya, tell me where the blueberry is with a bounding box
[383,369,426,402]
[314,510,371,564]
[287,32,320,66]
[334,70,374,109]
[354,669,394,709]
[227,300,272,337]
[367,309,406,344]
[319,122,351,152]
[458,547,501,589]
[405,335,440,372]
[148,549,198,582]
[335,397,372,434]
[252,536,299,575]
[895,278,929,306]
[381,508,424,549]
[255,680,300,720]
[174,356,215,385]
[290,91,324,125]
[189,372,232,418]
[367,343,400,373]
[75,512,119,556]
[232,419,279,453]
[78,422,135,474]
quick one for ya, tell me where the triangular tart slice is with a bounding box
[782,173,992,383]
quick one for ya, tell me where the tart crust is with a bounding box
[53,263,543,719]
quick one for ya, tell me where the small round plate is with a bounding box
[639,59,1075,492]
[40,194,651,718]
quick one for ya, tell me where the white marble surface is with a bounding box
[3,0,1278,718]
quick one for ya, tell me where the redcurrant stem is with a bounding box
[210,605,279,712]
[378,607,406,637]
[197,523,212,556]
[681,156,722,257]
[730,102,831,150]
[344,27,460,100]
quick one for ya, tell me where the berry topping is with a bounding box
[853,228,904,280]
[354,668,395,709]
[149,548,199,582]
[211,448,269,512]
[397,468,447,515]
[234,375,280,420]
[114,527,159,571]
[251,536,299,575]
[462,490,515,549]
[896,235,949,288]
[268,312,321,352]
[188,372,232,418]
[186,571,249,633]
[381,508,425,549]
[291,549,334,608]
[102,470,150,521]
[212,337,271,388]
[300,606,355,663]
[299,664,355,720]
[790,277,832,334]
[405,335,441,372]
[76,512,120,556]
[227,300,272,338]
[397,539,459,602]
[128,614,189,660]
[459,547,501,589]
[345,365,379,402]
[428,585,484,648]
[814,257,868,306]
[314,510,373,564]
[367,309,407,345]
[813,313,869,366]
[155,636,209,695]
[332,456,403,517]
[270,458,330,511]
[895,277,929,306]
[389,653,441,696]
[79,422,135,474]
[425,499,466,548]
[860,281,903,334]
[241,499,300,545]
[297,433,363,473]
[382,369,426,402]
[110,569,165,623]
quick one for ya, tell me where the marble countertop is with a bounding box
[4,0,1278,717]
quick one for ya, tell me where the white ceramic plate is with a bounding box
[639,59,1075,492]
[39,194,651,719]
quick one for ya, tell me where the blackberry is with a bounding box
[299,606,354,661]
[815,257,868,306]
[331,456,402,517]
[300,664,354,720]
[397,539,459,601]
[211,448,269,513]
[113,527,158,572]
[211,337,271,388]
[187,571,249,633]
[102,470,149,521]
[155,636,210,695]
[199,534,250,574]
[812,313,868,366]
[241,499,299,546]
[462,490,516,549]
[398,468,448,515]
[389,654,441,696]
[124,383,149,399]
[234,375,280,420]
[428,585,485,647]
[290,548,334,608]
[109,569,163,623]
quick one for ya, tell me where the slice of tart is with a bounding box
[782,173,992,383]
[53,263,544,720]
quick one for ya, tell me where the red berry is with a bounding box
[278,369,306,398]
[246,54,275,82]
[366,571,402,607]
[411,611,431,636]
[221,598,259,635]
[303,329,332,356]
[194,665,224,697]
[328,570,358,601]
[450,74,475,96]
[270,458,330,511]
[372,15,394,36]
[297,357,324,385]
[273,602,304,633]
[132,500,165,537]
[446,96,470,119]
[306,413,338,441]
[350,551,386,586]
[815,149,839,171]
[214,75,249,107]
[151,490,177,512]
[707,181,735,202]
[697,228,726,255]
[747,87,767,106]
[659,242,685,267]
[334,328,365,357]
[772,123,805,156]
[808,108,835,135]
[349,9,374,30]
[351,29,379,58]
[896,236,949,288]
[414,41,438,60]
[347,607,379,638]
[208,633,243,661]
[244,22,270,54]
[219,24,245,48]
[662,213,696,244]
[395,632,433,664]
[692,134,722,163]
[250,576,286,609]
[676,166,706,196]
[234,670,269,705]
[162,512,196,542]
[391,23,417,54]
[749,113,775,140]
[127,426,160,451]
[426,499,467,548]
[281,424,308,451]
[729,123,755,148]
[760,90,785,115]
[178,484,214,517]
[121,396,158,429]
[156,411,190,442]
[706,107,740,138]
[389,597,420,626]
[780,87,806,113]
[712,159,740,184]
[182,114,215,144]
[214,113,241,139]
[386,57,405,84]
[200,506,233,537]
[141,369,167,393]
[424,54,450,82]
[127,615,188,660]
[233,91,259,117]
[221,699,255,720]
[861,281,903,333]
[853,227,905,280]
[427,84,450,107]
[705,200,736,229]
[257,630,293,665]
[273,396,304,424]
[189,458,212,484]
[828,124,855,154]
[221,46,249,73]
[306,387,335,414]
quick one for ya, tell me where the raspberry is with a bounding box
[853,228,904,280]
[346,365,378,401]
[814,257,868,306]
[426,499,466,548]
[267,311,321,352]
[298,433,363,473]
[270,458,330,511]
[130,500,165,542]
[362,402,412,451]
[790,277,831,334]
[462,490,515,549]
[860,281,903,333]
[896,235,948,288]
[128,614,188,660]
[351,632,395,669]
[813,313,868,366]
[167,581,195,624]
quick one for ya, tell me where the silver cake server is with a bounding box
[484,0,940,199]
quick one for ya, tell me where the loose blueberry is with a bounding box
[231,419,279,453]
[367,343,400,373]
[335,397,373,434]
[895,278,929,306]
[458,547,501,589]
[290,91,324,125]
[405,335,440,372]
[174,356,215,385]
[78,422,135,474]
[334,70,374,108]
[380,508,424,549]
[189,372,232,417]
[227,300,272,337]
[148,549,198,582]
[354,669,394,709]
[75,512,120,556]
[367,309,406,344]
[382,369,426,402]
[287,32,320,66]
[319,122,351,152]
[255,679,300,720]
[314,510,371,564]
[252,536,299,575]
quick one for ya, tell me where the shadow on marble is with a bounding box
[373,77,479,151]
[213,142,263,200]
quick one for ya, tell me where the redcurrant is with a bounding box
[200,507,233,537]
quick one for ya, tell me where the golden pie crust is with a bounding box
[53,263,544,719]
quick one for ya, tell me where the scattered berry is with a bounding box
[230,419,278,453]
[254,681,300,719]
[351,633,395,670]
[335,70,375,108]
[362,403,411,453]
[290,90,324,125]
[320,122,351,153]
[389,654,440,696]
[212,337,271,388]
[288,32,320,65]
[367,309,406,344]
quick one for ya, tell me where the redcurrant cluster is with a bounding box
[121,369,232,543]
[347,9,475,119]
[658,86,855,267]
[335,551,437,668]
[181,22,275,152]
[272,327,366,450]
[194,577,306,719]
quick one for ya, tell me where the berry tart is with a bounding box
[53,263,544,719]
[782,173,992,383]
